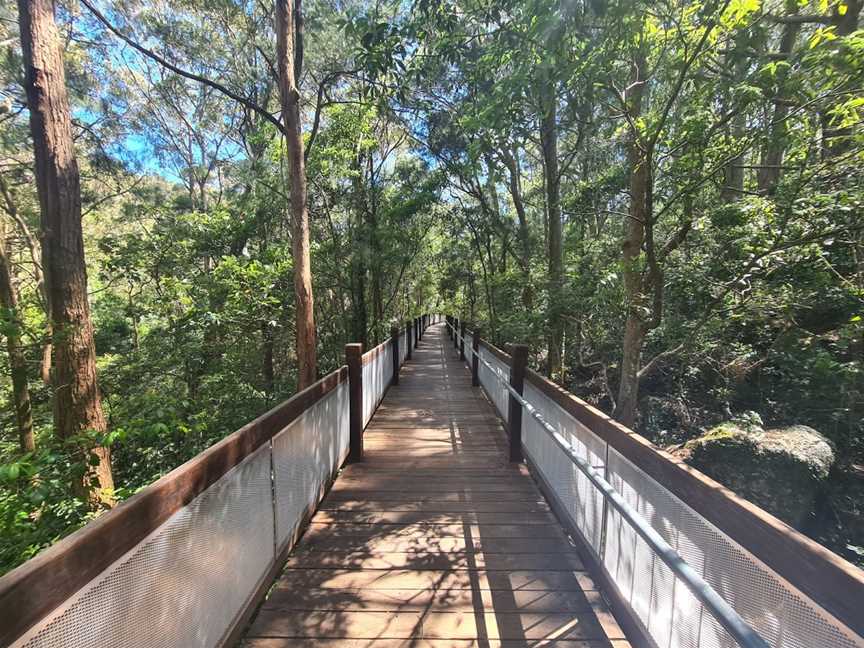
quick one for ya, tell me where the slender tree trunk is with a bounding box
[614,55,650,428]
[351,258,368,347]
[261,321,275,397]
[720,32,748,202]
[367,155,383,343]
[0,226,35,452]
[350,135,369,347]
[276,0,317,389]
[539,81,563,380]
[17,0,113,500]
[0,174,52,385]
[500,147,530,272]
[759,1,800,194]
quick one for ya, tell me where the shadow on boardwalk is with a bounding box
[241,324,630,648]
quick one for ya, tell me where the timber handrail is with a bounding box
[361,338,391,366]
[0,312,439,648]
[0,366,348,646]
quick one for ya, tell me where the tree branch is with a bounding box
[638,343,685,380]
[79,0,284,135]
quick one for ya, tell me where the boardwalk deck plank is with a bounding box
[243,324,630,647]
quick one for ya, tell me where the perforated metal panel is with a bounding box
[522,382,606,553]
[362,344,393,427]
[513,381,862,648]
[273,382,349,549]
[606,447,861,648]
[13,446,274,648]
[478,346,509,421]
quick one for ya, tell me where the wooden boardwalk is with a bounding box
[243,324,630,647]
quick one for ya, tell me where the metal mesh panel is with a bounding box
[604,447,861,648]
[522,382,606,553]
[509,372,861,648]
[478,346,509,421]
[273,382,349,549]
[362,344,393,427]
[13,446,274,648]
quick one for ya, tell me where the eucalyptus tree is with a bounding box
[81,0,322,388]
[16,0,114,501]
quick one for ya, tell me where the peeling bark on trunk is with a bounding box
[17,0,113,500]
[276,0,317,389]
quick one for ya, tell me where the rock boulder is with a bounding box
[686,421,835,527]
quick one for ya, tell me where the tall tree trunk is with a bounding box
[614,55,650,428]
[276,0,317,389]
[17,0,113,500]
[720,31,749,202]
[0,225,35,453]
[539,81,563,380]
[350,132,369,348]
[759,1,800,194]
[351,258,369,347]
[367,154,383,343]
[500,147,531,273]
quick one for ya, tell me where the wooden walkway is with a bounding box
[243,324,630,647]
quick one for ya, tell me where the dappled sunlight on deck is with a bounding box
[242,324,629,647]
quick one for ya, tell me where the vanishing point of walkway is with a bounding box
[243,324,630,647]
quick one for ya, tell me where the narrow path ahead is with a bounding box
[244,324,630,647]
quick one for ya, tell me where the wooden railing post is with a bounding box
[454,317,459,350]
[391,325,400,386]
[508,344,528,462]
[406,320,412,360]
[472,328,481,387]
[446,315,452,338]
[459,320,466,361]
[346,343,364,462]
[414,317,420,346]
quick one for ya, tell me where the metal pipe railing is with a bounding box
[445,320,769,648]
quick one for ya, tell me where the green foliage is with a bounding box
[2,0,864,574]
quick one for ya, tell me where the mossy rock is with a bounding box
[686,422,835,528]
